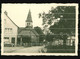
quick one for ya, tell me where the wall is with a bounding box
[3,13,18,46]
[30,31,39,45]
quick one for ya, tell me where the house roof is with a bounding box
[26,10,32,22]
[18,27,39,36]
[4,11,19,28]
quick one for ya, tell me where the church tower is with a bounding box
[25,10,33,28]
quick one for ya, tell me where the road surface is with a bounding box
[11,46,44,53]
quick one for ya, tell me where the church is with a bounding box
[17,10,39,46]
[3,10,39,47]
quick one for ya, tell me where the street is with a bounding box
[4,46,44,53]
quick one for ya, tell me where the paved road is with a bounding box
[11,46,44,53]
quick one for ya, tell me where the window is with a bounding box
[27,23,29,26]
[28,23,30,25]
[4,37,9,39]
[5,28,7,30]
[10,28,12,30]
[4,28,13,33]
[5,28,12,30]
[27,23,30,26]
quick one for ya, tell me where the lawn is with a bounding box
[44,45,75,53]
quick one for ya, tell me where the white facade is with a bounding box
[52,40,63,46]
[3,11,18,46]
[66,36,75,46]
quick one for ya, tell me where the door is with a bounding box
[11,37,15,44]
[17,38,20,45]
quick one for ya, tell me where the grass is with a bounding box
[45,45,75,53]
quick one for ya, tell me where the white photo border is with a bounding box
[1,3,79,56]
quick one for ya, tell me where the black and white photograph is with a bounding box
[1,3,78,56]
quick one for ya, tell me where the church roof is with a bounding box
[26,10,32,22]
[18,27,39,36]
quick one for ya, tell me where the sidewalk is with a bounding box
[4,47,24,53]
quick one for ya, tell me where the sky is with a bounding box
[2,3,57,29]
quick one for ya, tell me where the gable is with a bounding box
[4,12,18,35]
[4,14,18,28]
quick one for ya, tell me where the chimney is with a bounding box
[4,11,8,15]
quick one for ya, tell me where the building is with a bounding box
[52,39,63,46]
[3,10,39,47]
[66,36,75,46]
[51,36,75,46]
[17,10,39,46]
[3,11,18,46]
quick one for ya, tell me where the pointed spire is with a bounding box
[26,9,32,22]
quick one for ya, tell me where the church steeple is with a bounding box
[26,10,32,22]
[25,10,33,28]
